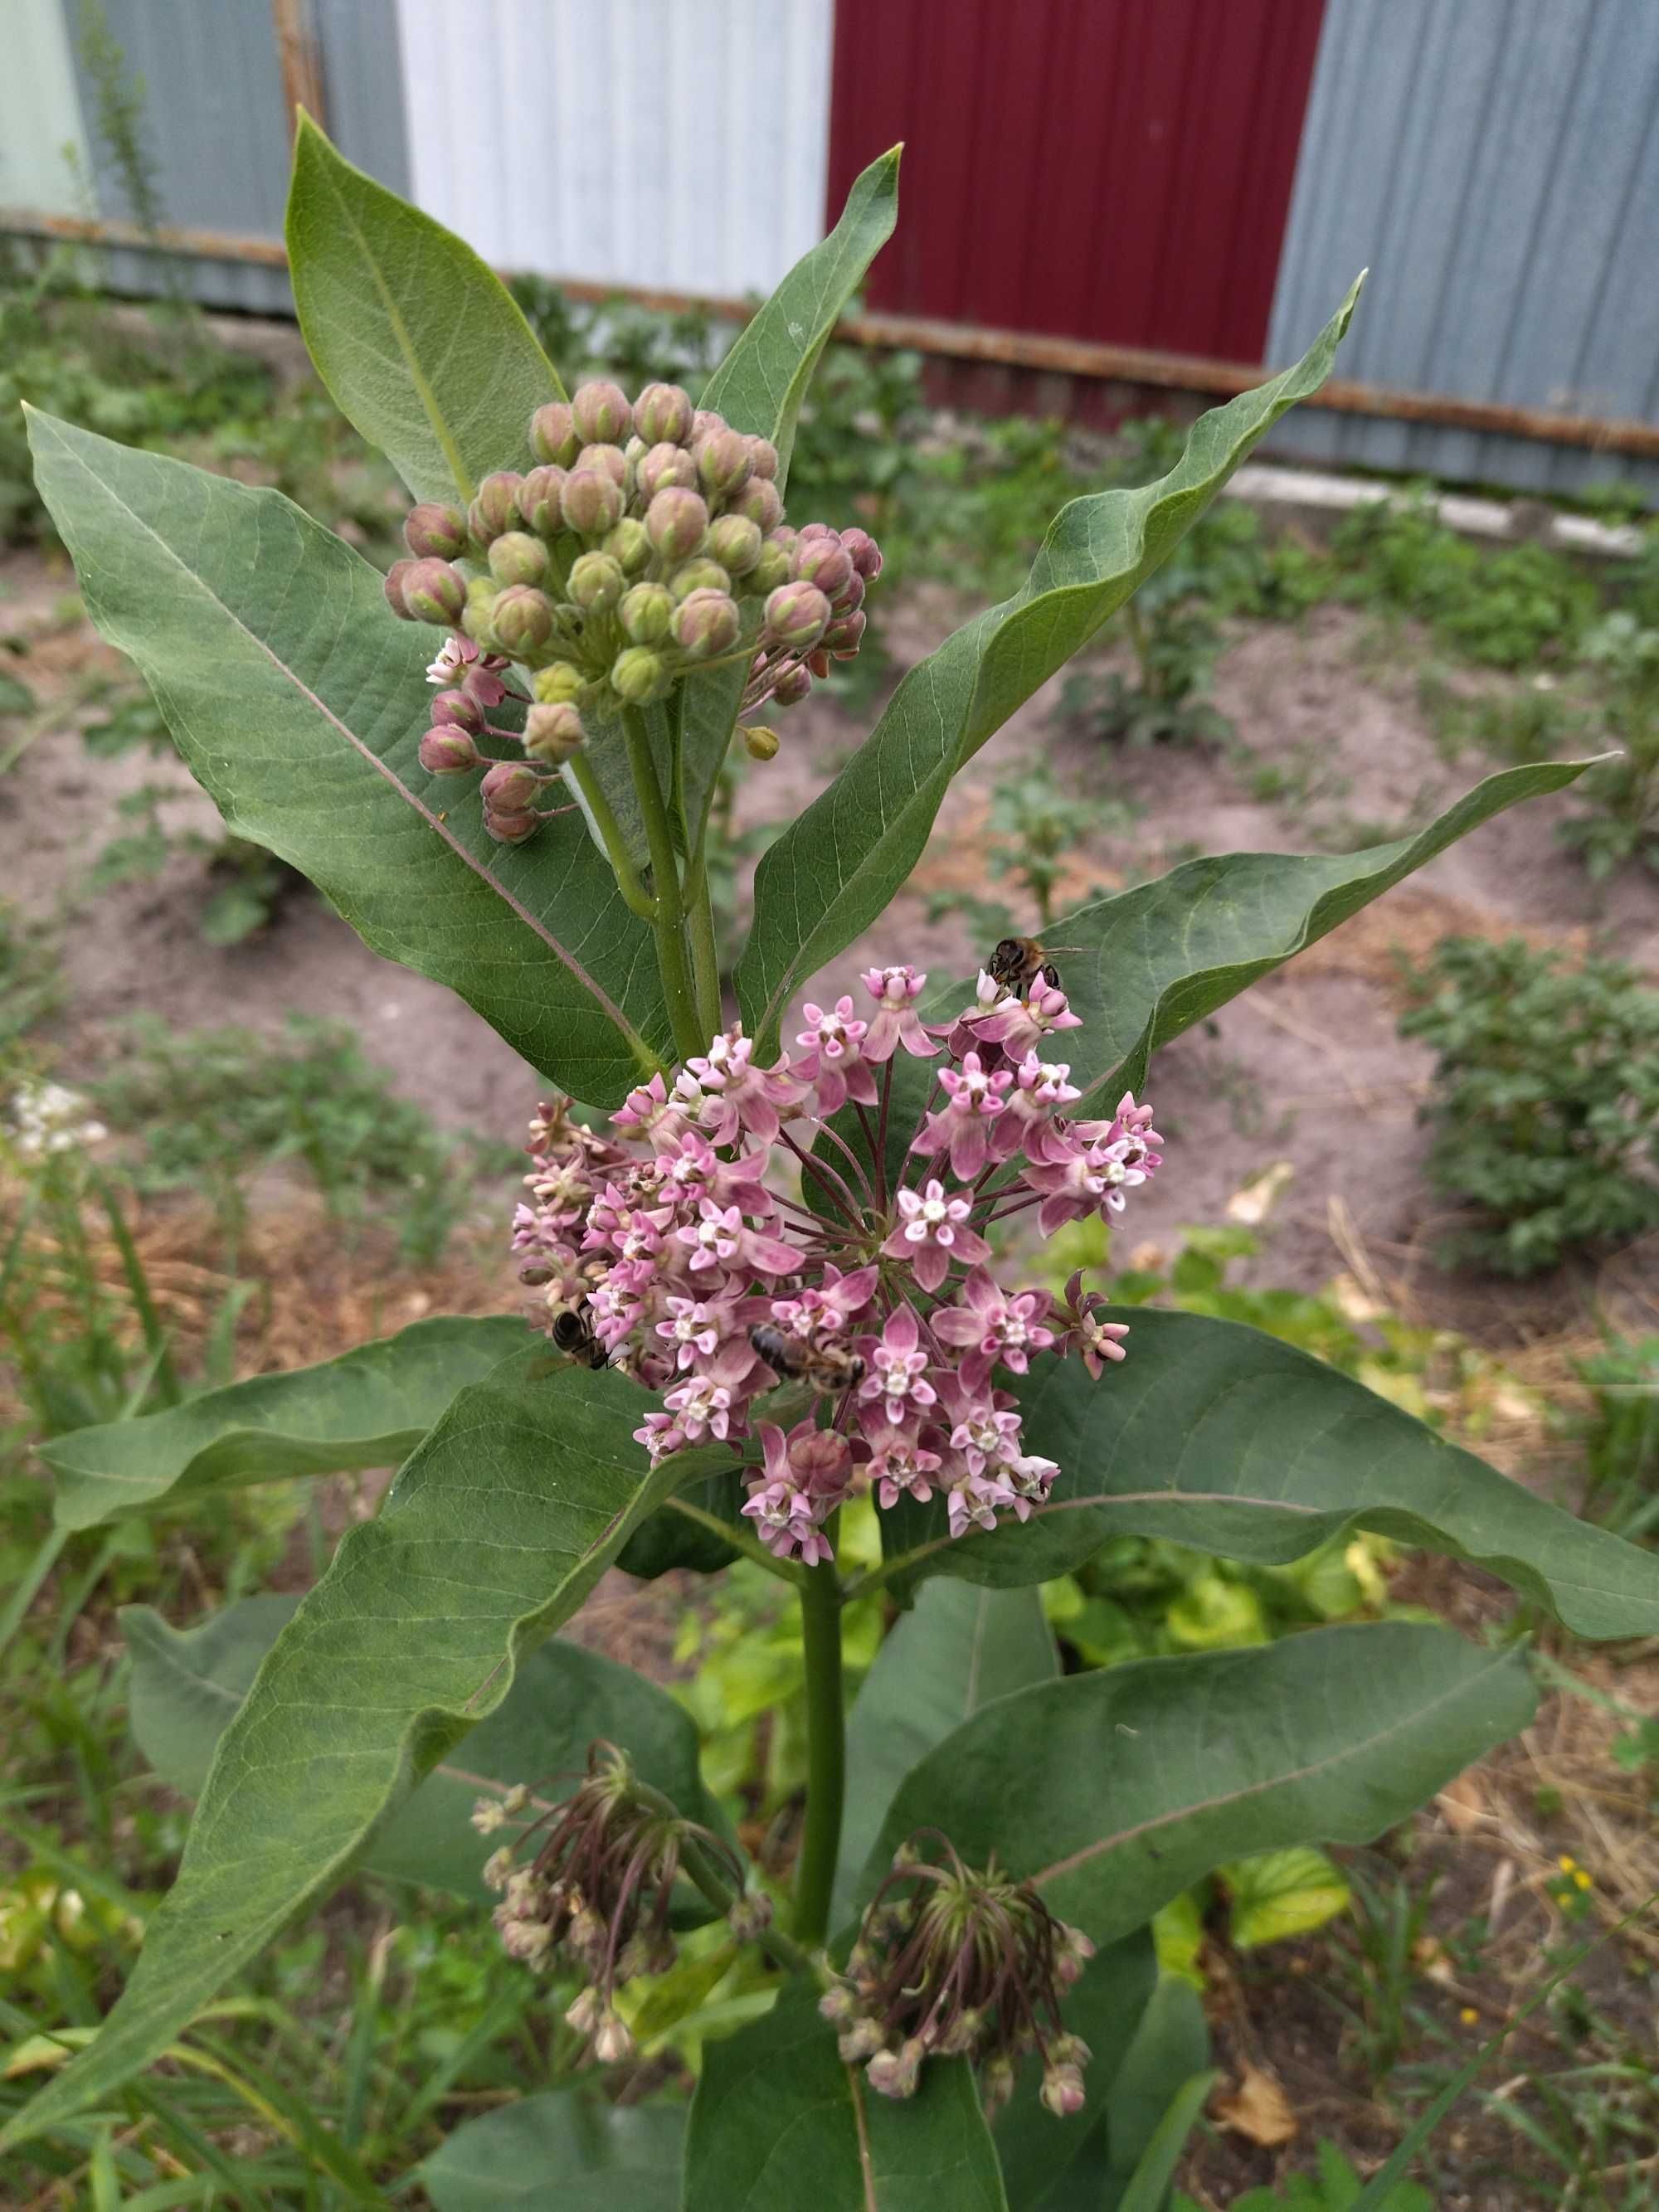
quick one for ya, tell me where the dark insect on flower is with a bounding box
[986,936,1083,999]
[550,1300,609,1370]
[747,1323,866,1395]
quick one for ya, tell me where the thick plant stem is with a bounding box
[564,752,655,921]
[621,706,704,1062]
[684,839,723,1040]
[793,1540,846,1948]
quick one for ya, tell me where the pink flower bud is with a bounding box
[791,537,854,599]
[404,502,469,559]
[524,702,585,761]
[620,581,674,644]
[431,688,482,732]
[833,569,867,614]
[383,558,415,619]
[771,663,814,706]
[645,486,710,563]
[489,531,549,586]
[468,472,524,547]
[841,527,884,581]
[561,469,625,537]
[572,381,633,445]
[825,609,867,656]
[634,382,694,445]
[577,441,628,488]
[672,589,742,659]
[742,722,781,761]
[604,518,651,575]
[402,558,467,625]
[747,436,780,481]
[748,537,791,593]
[669,557,730,603]
[696,426,753,498]
[518,464,566,535]
[568,551,625,613]
[418,726,479,773]
[530,401,578,466]
[733,476,783,532]
[490,585,555,654]
[639,443,699,498]
[484,806,539,843]
[481,759,542,810]
[708,513,762,576]
[611,646,669,703]
[764,581,830,649]
[692,409,723,440]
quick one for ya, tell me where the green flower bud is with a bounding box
[640,443,699,498]
[524,701,585,761]
[733,476,783,532]
[764,581,830,649]
[402,558,468,625]
[531,401,578,466]
[611,646,669,703]
[634,382,694,445]
[383,558,415,619]
[747,436,780,482]
[669,557,730,602]
[577,442,628,488]
[645,486,709,562]
[604,518,652,575]
[571,380,633,445]
[491,585,555,654]
[431,688,482,732]
[419,726,479,773]
[671,588,741,659]
[484,806,538,844]
[742,722,781,761]
[489,530,550,586]
[533,662,586,706]
[481,759,542,811]
[468,472,524,547]
[748,537,791,593]
[708,513,762,576]
[461,585,499,646]
[562,468,625,537]
[619,581,674,644]
[518,464,567,536]
[568,552,625,614]
[405,501,469,559]
[696,426,753,499]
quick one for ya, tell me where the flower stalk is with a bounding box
[793,1529,847,1947]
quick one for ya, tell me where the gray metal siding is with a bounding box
[1266,0,1659,501]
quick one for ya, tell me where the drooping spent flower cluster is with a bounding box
[821,1832,1096,2117]
[383,378,882,842]
[474,1743,765,2063]
[511,960,1162,1563]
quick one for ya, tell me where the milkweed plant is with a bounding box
[11,121,1653,2206]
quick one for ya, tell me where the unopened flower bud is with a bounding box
[791,537,854,598]
[765,581,830,649]
[404,501,469,559]
[747,436,780,481]
[469,472,525,547]
[748,537,791,594]
[533,662,586,706]
[431,688,482,732]
[841,527,883,581]
[482,1845,515,1889]
[1041,2065,1087,2118]
[733,476,784,532]
[592,2008,635,2064]
[639,443,699,498]
[620,581,674,644]
[568,551,625,614]
[838,2018,885,2063]
[727,1889,773,1942]
[491,585,555,654]
[611,646,669,703]
[696,426,753,500]
[645,486,709,562]
[708,513,762,576]
[562,469,625,537]
[771,662,814,706]
[518,464,567,536]
[577,442,628,489]
[383,558,415,618]
[825,610,867,656]
[572,380,633,445]
[832,569,867,615]
[489,530,549,586]
[867,2039,925,2102]
[403,558,468,625]
[530,401,579,467]
[604,518,652,575]
[672,589,741,659]
[669,557,730,603]
[634,382,694,445]
[419,727,479,773]
[524,701,586,761]
[742,723,780,761]
[692,409,722,441]
[481,760,542,811]
[484,807,539,844]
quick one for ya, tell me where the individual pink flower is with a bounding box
[861,1425,942,1510]
[996,1052,1082,1159]
[858,1305,937,1428]
[768,1262,879,1338]
[676,1199,798,1276]
[795,997,878,1111]
[933,1268,1056,1389]
[684,1028,801,1146]
[880,1179,990,1293]
[859,966,938,1062]
[912,1053,1010,1180]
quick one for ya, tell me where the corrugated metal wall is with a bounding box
[3,0,94,221]
[396,0,834,299]
[1267,0,1659,499]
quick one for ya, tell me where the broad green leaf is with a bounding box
[616,1468,749,1579]
[674,146,902,846]
[1102,1978,1212,2210]
[877,1312,1659,1641]
[832,1580,1056,1928]
[684,1976,1007,2212]
[865,1623,1536,1945]
[1222,1846,1350,1950]
[26,412,668,1102]
[1110,2069,1219,2212]
[0,1354,686,2152]
[736,280,1366,1052]
[421,2089,683,2212]
[286,115,561,503]
[124,1594,714,1899]
[45,1315,523,1532]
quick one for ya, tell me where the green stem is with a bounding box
[665,1495,806,1587]
[793,1537,846,1947]
[622,706,704,1062]
[564,751,656,921]
[684,838,724,1038]
[630,1782,818,1980]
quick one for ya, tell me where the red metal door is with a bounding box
[827,0,1326,362]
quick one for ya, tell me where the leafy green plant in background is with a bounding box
[1177,2141,1431,2211]
[1063,557,1233,751]
[1399,936,1659,1276]
[2,117,1645,2210]
[1559,610,1659,878]
[1575,1333,1659,1541]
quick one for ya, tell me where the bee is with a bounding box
[987,936,1083,999]
[550,1300,609,1370]
[749,1325,865,1395]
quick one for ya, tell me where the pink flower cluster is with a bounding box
[511,964,1163,1565]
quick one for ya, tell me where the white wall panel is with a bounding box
[1,0,94,218]
[396,0,834,295]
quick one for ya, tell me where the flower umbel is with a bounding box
[511,965,1163,1564]
[820,1831,1096,2117]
